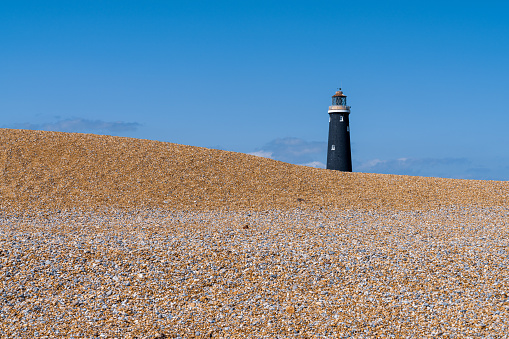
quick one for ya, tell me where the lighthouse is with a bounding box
[327,89,352,171]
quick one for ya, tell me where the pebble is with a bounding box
[1,207,509,337]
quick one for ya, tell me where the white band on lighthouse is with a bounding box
[328,105,351,113]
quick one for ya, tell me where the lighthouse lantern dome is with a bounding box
[332,89,347,106]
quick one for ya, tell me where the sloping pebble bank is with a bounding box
[2,129,509,337]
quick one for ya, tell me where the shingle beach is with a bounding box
[1,128,509,338]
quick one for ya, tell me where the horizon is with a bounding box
[2,1,509,181]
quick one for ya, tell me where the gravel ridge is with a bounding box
[1,128,508,213]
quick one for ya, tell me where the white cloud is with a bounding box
[248,150,273,159]
[360,158,386,168]
[11,118,141,133]
[251,137,327,165]
[299,161,326,169]
[356,157,478,179]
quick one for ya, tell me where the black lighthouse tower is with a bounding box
[326,89,352,171]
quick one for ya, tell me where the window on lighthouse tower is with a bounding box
[339,115,344,122]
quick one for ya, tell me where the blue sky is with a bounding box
[2,1,509,180]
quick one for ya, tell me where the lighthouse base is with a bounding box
[326,112,352,172]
